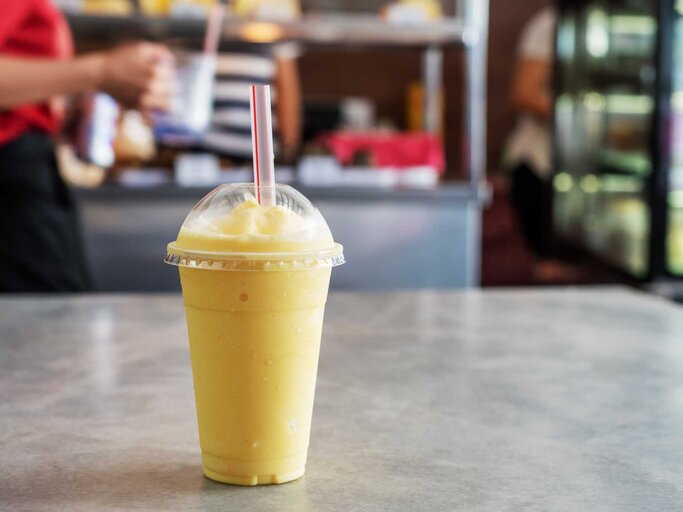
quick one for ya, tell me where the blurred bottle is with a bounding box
[406,81,444,135]
[75,92,119,168]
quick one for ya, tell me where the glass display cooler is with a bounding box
[553,0,682,285]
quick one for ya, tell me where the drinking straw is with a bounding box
[203,1,227,55]
[250,84,276,207]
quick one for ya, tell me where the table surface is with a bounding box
[2,288,683,511]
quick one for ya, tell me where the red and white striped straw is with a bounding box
[250,84,276,206]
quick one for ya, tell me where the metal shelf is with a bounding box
[65,13,467,47]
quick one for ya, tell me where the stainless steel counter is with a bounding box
[73,183,486,292]
[2,288,682,510]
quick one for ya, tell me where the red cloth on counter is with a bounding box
[0,0,73,145]
[320,132,446,173]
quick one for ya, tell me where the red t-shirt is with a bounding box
[0,0,73,145]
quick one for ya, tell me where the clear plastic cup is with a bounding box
[166,184,344,485]
[155,52,216,144]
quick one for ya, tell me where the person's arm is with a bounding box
[275,55,302,161]
[0,43,174,111]
[511,58,552,121]
[0,55,102,108]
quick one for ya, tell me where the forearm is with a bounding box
[514,92,552,120]
[0,54,104,108]
[511,58,552,121]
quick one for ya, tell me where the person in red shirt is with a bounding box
[0,0,173,292]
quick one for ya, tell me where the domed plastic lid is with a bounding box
[165,184,344,271]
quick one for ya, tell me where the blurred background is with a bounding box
[3,0,681,297]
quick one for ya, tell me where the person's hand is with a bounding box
[98,43,175,112]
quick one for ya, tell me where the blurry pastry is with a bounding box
[56,144,106,188]
[113,110,156,164]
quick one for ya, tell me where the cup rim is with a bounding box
[165,242,345,271]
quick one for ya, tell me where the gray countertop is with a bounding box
[1,288,683,511]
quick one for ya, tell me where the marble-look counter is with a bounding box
[1,289,683,511]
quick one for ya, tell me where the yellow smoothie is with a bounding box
[168,190,342,485]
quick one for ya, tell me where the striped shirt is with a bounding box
[203,51,279,159]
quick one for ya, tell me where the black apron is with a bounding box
[0,131,92,292]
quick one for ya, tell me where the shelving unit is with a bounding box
[65,12,466,47]
[63,1,489,290]
[66,2,489,192]
[553,0,683,289]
